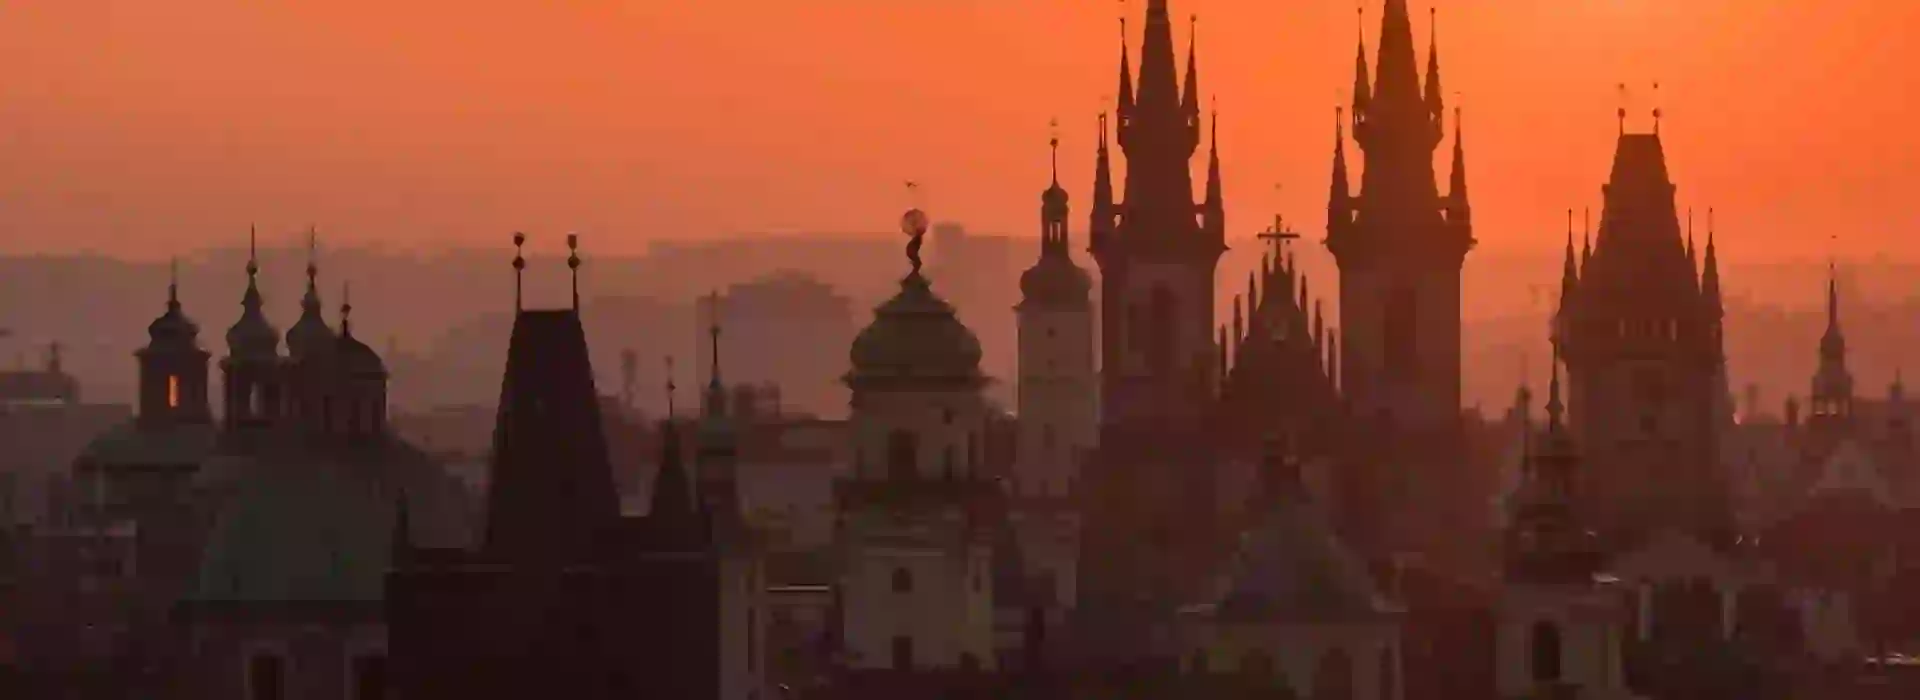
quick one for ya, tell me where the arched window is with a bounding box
[246,651,285,700]
[892,567,913,593]
[167,375,181,409]
[1530,620,1563,683]
[1313,648,1353,700]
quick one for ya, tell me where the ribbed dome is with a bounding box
[226,281,280,360]
[147,300,201,352]
[847,273,984,388]
[286,283,336,361]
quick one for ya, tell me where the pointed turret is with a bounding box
[226,225,280,361]
[1447,107,1470,221]
[1135,0,1183,131]
[1555,210,1579,343]
[1329,108,1352,236]
[1116,19,1135,135]
[1371,0,1423,121]
[1351,9,1371,129]
[286,229,336,361]
[1090,113,1116,249]
[1181,15,1202,133]
[1025,131,1093,309]
[1686,209,1698,272]
[1821,263,1847,363]
[1423,8,1445,132]
[1202,107,1224,242]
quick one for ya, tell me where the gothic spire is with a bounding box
[1424,8,1445,122]
[1686,209,1698,271]
[1329,107,1351,228]
[1558,210,1579,333]
[1822,260,1845,361]
[1116,18,1135,125]
[1181,14,1202,127]
[1091,113,1115,246]
[1203,105,1223,237]
[1448,106,1470,217]
[1135,0,1183,127]
[1351,7,1371,122]
[1373,0,1424,116]
[1546,345,1565,432]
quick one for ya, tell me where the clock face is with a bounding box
[900,209,929,237]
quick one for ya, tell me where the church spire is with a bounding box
[1116,17,1134,131]
[1351,7,1371,127]
[1822,260,1845,360]
[1448,106,1469,218]
[1090,112,1115,248]
[1202,105,1224,241]
[1546,345,1565,433]
[1329,107,1351,232]
[1181,14,1202,129]
[1558,209,1579,328]
[1424,8,1445,127]
[1373,0,1423,116]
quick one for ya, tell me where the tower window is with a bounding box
[167,375,181,409]
[892,567,913,593]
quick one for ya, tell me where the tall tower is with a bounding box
[1089,0,1223,430]
[1807,263,1853,438]
[222,227,283,431]
[1326,0,1472,441]
[1016,131,1096,497]
[1557,120,1730,546]
[138,260,212,427]
[836,208,998,672]
[1077,0,1226,636]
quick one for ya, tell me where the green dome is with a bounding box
[192,436,475,603]
[847,274,985,389]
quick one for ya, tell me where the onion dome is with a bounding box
[848,214,985,390]
[225,228,280,360]
[285,232,337,361]
[147,260,201,352]
[335,286,387,379]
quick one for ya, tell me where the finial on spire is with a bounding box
[1617,83,1628,133]
[168,257,180,309]
[305,226,319,280]
[247,224,259,278]
[1048,117,1061,185]
[1652,81,1662,132]
[340,281,353,336]
[901,183,930,278]
[511,232,526,311]
[567,232,582,311]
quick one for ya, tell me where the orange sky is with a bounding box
[1,0,1915,262]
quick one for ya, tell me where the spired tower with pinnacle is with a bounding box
[1323,1,1473,556]
[1327,0,1472,443]
[1016,131,1096,498]
[1077,0,1229,645]
[1555,117,1730,548]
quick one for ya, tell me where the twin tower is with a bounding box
[1016,0,1473,614]
[1015,0,1471,470]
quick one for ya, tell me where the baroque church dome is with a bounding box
[191,437,475,603]
[848,272,985,388]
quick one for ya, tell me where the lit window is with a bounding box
[167,376,181,409]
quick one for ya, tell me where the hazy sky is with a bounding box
[1,0,1914,261]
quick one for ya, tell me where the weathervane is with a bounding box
[901,181,930,278]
